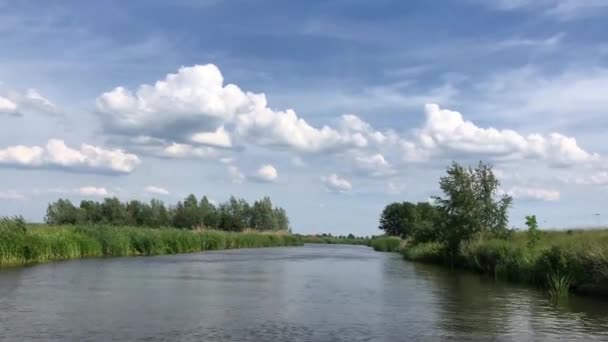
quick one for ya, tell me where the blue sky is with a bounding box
[1,0,608,234]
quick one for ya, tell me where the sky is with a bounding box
[1,0,607,235]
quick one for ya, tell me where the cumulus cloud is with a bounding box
[97,63,388,155]
[0,88,56,116]
[412,104,599,166]
[569,171,608,186]
[353,153,395,177]
[0,139,140,174]
[501,186,560,201]
[321,174,352,193]
[161,143,220,159]
[190,126,232,148]
[0,96,18,115]
[96,64,253,138]
[144,185,170,195]
[253,164,278,182]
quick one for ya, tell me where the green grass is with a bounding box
[401,229,608,297]
[0,222,303,268]
[298,235,371,246]
[369,236,402,252]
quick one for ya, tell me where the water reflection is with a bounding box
[0,245,607,341]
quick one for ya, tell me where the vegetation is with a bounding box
[45,195,290,231]
[0,218,302,268]
[298,233,371,246]
[378,160,608,298]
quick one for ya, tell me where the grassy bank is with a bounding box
[0,219,302,267]
[402,229,608,297]
[297,234,402,252]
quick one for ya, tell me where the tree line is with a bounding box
[379,161,513,263]
[45,194,290,231]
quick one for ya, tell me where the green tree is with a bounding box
[251,197,278,230]
[149,199,170,227]
[45,199,81,225]
[273,207,290,231]
[79,200,103,224]
[378,202,418,238]
[411,202,441,243]
[199,196,219,229]
[100,197,128,225]
[433,161,512,264]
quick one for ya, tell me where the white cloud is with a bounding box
[190,125,232,148]
[493,33,564,50]
[254,164,278,182]
[144,185,170,195]
[0,88,56,116]
[321,174,352,193]
[228,165,245,184]
[353,153,395,177]
[0,139,140,174]
[97,64,389,155]
[0,96,18,115]
[77,186,110,197]
[501,186,560,202]
[570,171,608,186]
[413,104,599,166]
[0,190,25,200]
[96,64,253,137]
[162,143,220,159]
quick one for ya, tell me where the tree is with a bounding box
[80,200,103,224]
[273,207,290,231]
[45,199,80,225]
[172,194,202,229]
[411,202,441,243]
[433,161,512,263]
[100,197,128,225]
[149,199,170,227]
[378,202,418,238]
[199,196,219,229]
[251,197,278,230]
[219,196,250,231]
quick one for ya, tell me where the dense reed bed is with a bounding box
[402,229,608,297]
[0,219,302,267]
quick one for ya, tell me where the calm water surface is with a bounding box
[1,244,608,341]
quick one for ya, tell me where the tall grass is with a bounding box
[0,221,302,268]
[401,229,608,297]
[369,236,402,252]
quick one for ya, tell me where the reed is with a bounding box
[0,220,303,268]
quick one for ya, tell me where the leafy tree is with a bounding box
[199,196,219,229]
[149,199,170,227]
[45,199,80,225]
[273,207,290,231]
[433,161,512,263]
[79,200,103,224]
[379,202,418,238]
[100,197,128,225]
[219,196,250,231]
[251,197,278,230]
[411,202,441,243]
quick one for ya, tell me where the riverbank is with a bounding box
[0,223,302,267]
[401,229,608,298]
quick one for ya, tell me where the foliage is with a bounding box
[369,236,402,252]
[44,194,291,232]
[525,215,542,248]
[0,222,303,267]
[298,234,371,246]
[433,161,513,259]
[378,201,440,241]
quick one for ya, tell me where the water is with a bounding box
[1,244,607,341]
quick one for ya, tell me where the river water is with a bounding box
[1,244,607,341]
